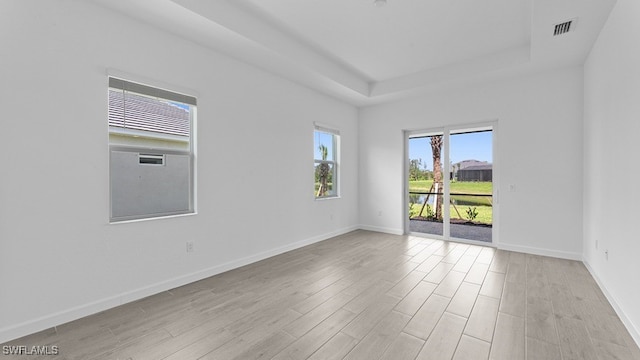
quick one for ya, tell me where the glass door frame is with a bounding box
[404,120,499,245]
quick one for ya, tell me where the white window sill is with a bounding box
[109,211,196,225]
[315,196,341,201]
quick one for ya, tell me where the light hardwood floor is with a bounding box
[3,230,640,359]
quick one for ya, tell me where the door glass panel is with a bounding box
[408,132,444,237]
[449,129,493,242]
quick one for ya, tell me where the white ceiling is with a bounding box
[91,0,617,106]
[236,0,532,81]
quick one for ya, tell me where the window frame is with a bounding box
[108,76,197,223]
[314,124,340,199]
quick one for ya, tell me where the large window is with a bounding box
[314,125,339,198]
[108,77,196,222]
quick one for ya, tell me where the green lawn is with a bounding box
[409,180,492,194]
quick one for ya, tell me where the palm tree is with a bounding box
[317,144,330,196]
[431,135,443,220]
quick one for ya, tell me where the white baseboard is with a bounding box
[358,224,404,235]
[0,225,359,344]
[497,242,582,261]
[583,260,640,349]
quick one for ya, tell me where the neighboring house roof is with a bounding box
[108,89,190,137]
[455,160,490,170]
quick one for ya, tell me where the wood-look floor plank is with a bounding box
[423,261,455,284]
[386,270,427,299]
[543,258,570,286]
[341,295,400,340]
[291,278,352,314]
[343,279,395,314]
[199,309,301,359]
[526,271,549,300]
[526,337,562,360]
[416,254,443,273]
[554,315,598,360]
[476,247,496,265]
[394,281,437,316]
[479,271,505,299]
[406,243,429,256]
[229,330,296,360]
[488,249,509,273]
[525,254,545,273]
[547,283,580,319]
[226,301,304,337]
[442,245,468,264]
[575,297,629,347]
[90,328,173,360]
[404,294,450,340]
[592,338,637,360]
[464,295,499,342]
[48,326,118,360]
[447,281,481,318]
[567,278,601,301]
[343,310,411,360]
[465,262,490,285]
[508,251,526,265]
[526,296,559,345]
[433,242,458,257]
[380,259,421,283]
[452,254,477,273]
[161,326,239,360]
[464,245,483,257]
[499,281,526,317]
[283,293,352,338]
[415,312,467,360]
[453,334,490,360]
[271,308,357,360]
[489,312,525,360]
[506,262,526,284]
[379,332,424,360]
[433,270,466,298]
[307,332,358,360]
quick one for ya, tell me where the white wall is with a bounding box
[0,1,358,342]
[584,0,640,344]
[359,67,585,258]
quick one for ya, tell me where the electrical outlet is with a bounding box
[186,241,194,253]
[605,249,608,260]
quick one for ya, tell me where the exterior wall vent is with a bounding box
[554,19,577,36]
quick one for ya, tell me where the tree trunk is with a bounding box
[319,163,329,196]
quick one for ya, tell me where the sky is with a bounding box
[409,130,492,170]
[314,131,335,160]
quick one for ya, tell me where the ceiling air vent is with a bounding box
[553,18,577,36]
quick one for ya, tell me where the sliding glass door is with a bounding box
[407,123,496,243]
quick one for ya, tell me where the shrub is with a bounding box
[425,204,435,219]
[466,207,478,221]
[409,204,419,219]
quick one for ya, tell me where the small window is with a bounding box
[314,124,339,198]
[108,77,196,222]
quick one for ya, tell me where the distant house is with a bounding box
[453,160,492,182]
